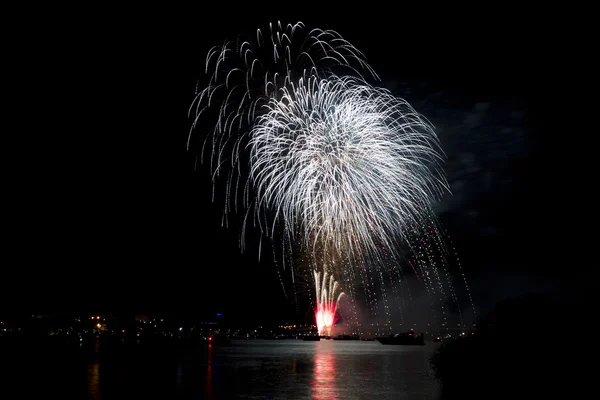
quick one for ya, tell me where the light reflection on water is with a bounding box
[198,339,439,399]
[205,343,213,399]
[311,343,337,399]
[87,362,101,399]
[4,338,440,399]
[87,337,101,399]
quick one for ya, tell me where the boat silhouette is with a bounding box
[376,330,425,345]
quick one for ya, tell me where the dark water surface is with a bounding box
[1,337,440,399]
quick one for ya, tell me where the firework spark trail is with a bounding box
[250,75,448,269]
[314,269,344,336]
[341,260,360,334]
[391,264,406,327]
[189,20,449,274]
[188,21,376,219]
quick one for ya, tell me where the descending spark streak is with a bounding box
[189,20,449,273]
[314,269,344,336]
[188,21,376,220]
[250,76,448,267]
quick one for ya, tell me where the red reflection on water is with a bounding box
[205,343,213,399]
[311,343,337,399]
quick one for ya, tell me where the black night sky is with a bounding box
[4,6,573,323]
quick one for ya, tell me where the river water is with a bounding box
[2,337,440,399]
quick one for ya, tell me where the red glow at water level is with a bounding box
[315,306,337,337]
[314,270,344,336]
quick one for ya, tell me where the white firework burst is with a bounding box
[188,21,450,270]
[249,76,449,266]
[188,21,376,217]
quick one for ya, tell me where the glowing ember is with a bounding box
[314,270,344,336]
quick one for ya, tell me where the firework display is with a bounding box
[250,75,447,267]
[313,270,344,336]
[189,21,475,335]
